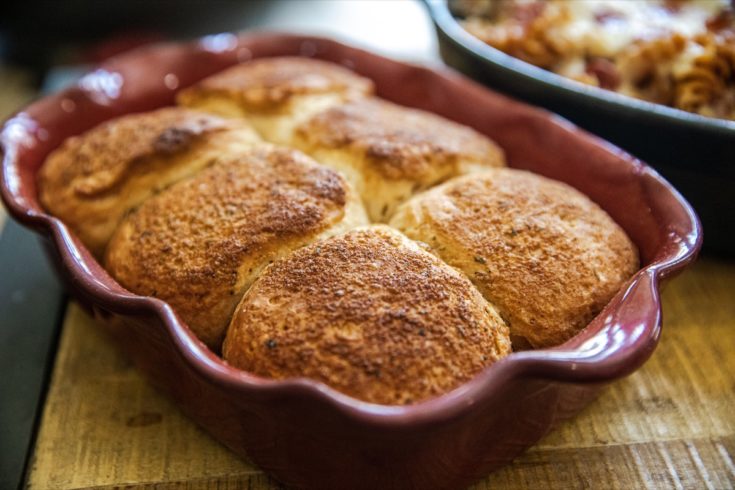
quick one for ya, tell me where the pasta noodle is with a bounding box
[674,31,735,116]
[463,2,572,69]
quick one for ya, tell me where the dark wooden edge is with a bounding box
[0,220,66,490]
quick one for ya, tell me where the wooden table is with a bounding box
[24,258,735,489]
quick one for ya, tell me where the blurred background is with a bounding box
[0,0,437,120]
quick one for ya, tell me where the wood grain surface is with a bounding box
[25,258,735,490]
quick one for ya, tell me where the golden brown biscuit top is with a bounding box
[223,226,511,405]
[42,107,251,198]
[392,168,639,348]
[295,98,505,180]
[178,57,374,111]
[104,146,348,334]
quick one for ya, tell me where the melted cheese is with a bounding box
[552,0,728,57]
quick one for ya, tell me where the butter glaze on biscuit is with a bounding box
[38,107,260,256]
[292,97,505,222]
[390,168,639,348]
[223,226,511,405]
[105,145,368,349]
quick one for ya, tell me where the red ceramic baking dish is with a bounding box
[0,33,701,489]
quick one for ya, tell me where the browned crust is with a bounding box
[223,226,511,405]
[294,97,505,180]
[390,168,639,349]
[177,57,374,113]
[38,107,259,255]
[105,145,353,349]
[40,107,249,198]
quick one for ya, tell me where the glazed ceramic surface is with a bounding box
[425,0,732,255]
[0,33,701,489]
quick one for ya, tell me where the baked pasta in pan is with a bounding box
[454,0,735,120]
